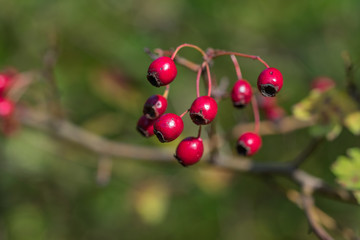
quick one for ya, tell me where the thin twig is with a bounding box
[291,137,325,169]
[301,188,334,240]
[17,107,359,205]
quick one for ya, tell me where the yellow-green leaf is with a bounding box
[332,148,360,203]
[344,111,360,135]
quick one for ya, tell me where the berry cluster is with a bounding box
[137,44,284,166]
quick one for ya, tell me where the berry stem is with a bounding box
[196,61,212,97]
[197,125,202,138]
[251,95,260,134]
[171,44,213,97]
[171,43,207,60]
[163,85,170,99]
[179,110,189,118]
[209,50,270,68]
[205,63,212,97]
[230,55,242,79]
[195,63,203,98]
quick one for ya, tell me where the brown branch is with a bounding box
[288,189,359,240]
[301,189,334,240]
[17,107,358,205]
[18,108,172,162]
[290,137,325,169]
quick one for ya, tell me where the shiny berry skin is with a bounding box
[147,56,177,87]
[257,67,283,97]
[0,74,11,94]
[236,132,262,156]
[153,113,184,142]
[231,79,253,108]
[0,98,14,117]
[311,76,335,92]
[189,96,218,125]
[175,137,204,166]
[136,115,155,138]
[143,94,168,120]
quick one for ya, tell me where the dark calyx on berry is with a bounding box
[190,110,208,125]
[236,142,250,156]
[260,84,278,97]
[144,106,156,119]
[154,129,166,143]
[147,72,161,87]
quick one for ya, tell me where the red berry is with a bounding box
[175,137,204,166]
[231,79,253,108]
[189,96,218,125]
[311,76,335,92]
[136,115,155,137]
[0,74,12,94]
[257,67,283,97]
[147,56,177,87]
[264,106,285,122]
[257,94,277,110]
[153,113,184,142]
[236,132,262,156]
[0,98,14,117]
[143,94,168,120]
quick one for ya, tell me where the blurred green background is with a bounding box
[0,0,359,239]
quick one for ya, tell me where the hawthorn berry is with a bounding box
[257,67,283,97]
[264,106,285,122]
[236,132,262,156]
[189,96,218,125]
[0,74,11,94]
[143,94,168,120]
[153,113,184,142]
[174,137,204,166]
[231,79,253,108]
[257,94,277,110]
[147,56,177,87]
[0,98,14,117]
[136,115,155,138]
[311,76,335,92]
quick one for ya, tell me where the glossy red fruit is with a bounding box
[0,74,12,94]
[154,113,184,142]
[231,79,253,108]
[257,67,283,97]
[189,96,218,125]
[311,76,335,92]
[0,98,14,117]
[175,137,204,166]
[236,132,262,156]
[147,56,177,87]
[136,115,155,137]
[143,94,168,120]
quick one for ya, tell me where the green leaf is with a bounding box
[332,148,360,203]
[344,111,360,135]
[292,89,359,140]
